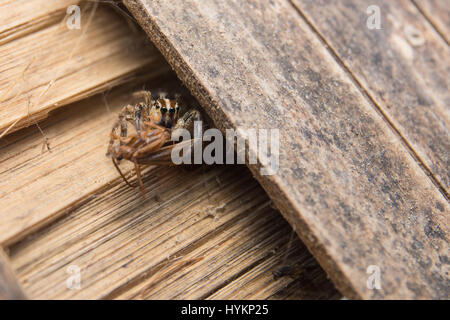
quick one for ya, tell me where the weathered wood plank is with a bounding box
[207,242,339,300]
[0,4,168,136]
[114,198,338,300]
[292,0,449,194]
[0,79,162,245]
[0,0,75,45]
[413,0,450,43]
[0,0,339,300]
[124,0,449,299]
[7,156,337,299]
[0,247,27,299]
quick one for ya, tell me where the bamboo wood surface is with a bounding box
[124,0,449,299]
[4,81,338,300]
[0,3,168,136]
[0,1,342,300]
[0,0,75,45]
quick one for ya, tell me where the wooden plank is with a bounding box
[413,0,450,43]
[0,0,338,300]
[0,0,75,45]
[8,164,338,299]
[124,0,449,299]
[292,0,449,195]
[0,3,168,137]
[0,247,27,299]
[207,242,339,300]
[0,79,162,245]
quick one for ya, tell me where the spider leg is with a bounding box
[133,131,170,159]
[116,105,134,138]
[143,121,168,131]
[107,104,135,155]
[112,157,137,188]
[135,138,199,165]
[110,130,135,145]
[133,160,146,199]
[107,119,121,155]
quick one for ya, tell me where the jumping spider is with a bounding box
[108,90,203,198]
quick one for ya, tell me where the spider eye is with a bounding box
[169,108,175,114]
[155,105,160,109]
[161,107,167,113]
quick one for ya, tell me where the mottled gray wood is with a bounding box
[124,0,449,299]
[292,0,450,195]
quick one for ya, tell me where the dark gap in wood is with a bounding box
[0,9,66,46]
[410,0,450,46]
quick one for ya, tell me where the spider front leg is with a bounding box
[135,138,200,166]
[131,123,200,199]
[172,109,203,133]
[135,107,206,169]
[107,104,135,155]
[132,129,171,199]
[137,108,204,165]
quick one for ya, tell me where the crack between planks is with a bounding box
[410,0,450,46]
[0,9,67,47]
[123,0,365,299]
[289,0,449,201]
[2,168,139,248]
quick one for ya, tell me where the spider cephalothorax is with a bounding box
[108,90,203,198]
[150,97,181,128]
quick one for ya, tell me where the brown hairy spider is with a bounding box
[108,90,203,198]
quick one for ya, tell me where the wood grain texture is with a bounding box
[8,164,338,300]
[207,242,336,300]
[124,0,449,299]
[0,0,75,45]
[1,76,338,299]
[0,0,340,300]
[0,79,161,243]
[413,0,450,44]
[0,80,160,245]
[0,3,168,136]
[0,247,27,299]
[292,0,449,194]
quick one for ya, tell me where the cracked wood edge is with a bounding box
[124,0,449,299]
[413,0,450,44]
